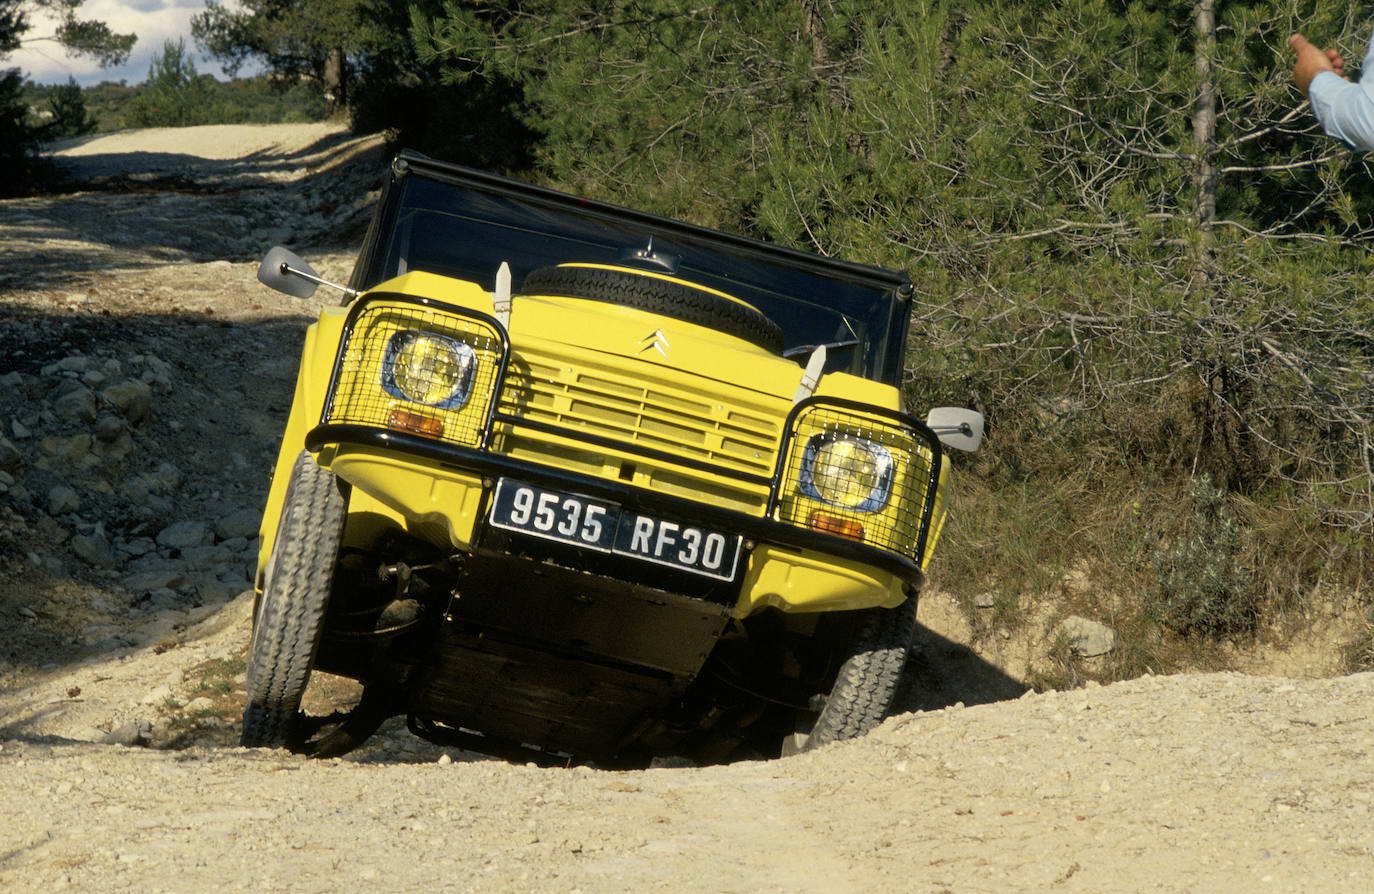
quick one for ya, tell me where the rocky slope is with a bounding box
[0,124,1370,892]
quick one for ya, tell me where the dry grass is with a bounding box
[931,387,1370,688]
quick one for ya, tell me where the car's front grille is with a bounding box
[492,344,782,511]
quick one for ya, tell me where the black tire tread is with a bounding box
[520,265,784,353]
[241,451,347,749]
[804,595,918,750]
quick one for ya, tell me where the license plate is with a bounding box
[488,479,742,581]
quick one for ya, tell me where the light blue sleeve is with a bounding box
[1307,30,1374,151]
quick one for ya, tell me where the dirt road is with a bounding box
[1,124,1370,892]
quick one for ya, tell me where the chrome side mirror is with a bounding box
[925,407,984,453]
[256,246,357,299]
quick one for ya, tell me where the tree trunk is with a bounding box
[1191,0,1218,253]
[798,0,830,70]
[323,47,347,116]
[1189,0,1248,490]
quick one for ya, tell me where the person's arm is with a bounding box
[1291,33,1344,96]
[1292,30,1374,151]
[1309,78,1374,151]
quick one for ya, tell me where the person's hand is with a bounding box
[1291,33,1346,98]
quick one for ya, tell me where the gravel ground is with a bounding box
[1,124,1371,893]
[2,673,1371,892]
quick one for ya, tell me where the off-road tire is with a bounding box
[803,595,918,751]
[520,265,785,353]
[241,451,347,749]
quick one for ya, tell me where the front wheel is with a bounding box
[241,451,347,749]
[792,595,918,753]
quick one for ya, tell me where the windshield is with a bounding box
[353,155,911,384]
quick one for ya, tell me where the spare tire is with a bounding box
[520,264,784,353]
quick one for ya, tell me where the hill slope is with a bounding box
[0,125,1369,892]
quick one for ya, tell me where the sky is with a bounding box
[6,0,248,86]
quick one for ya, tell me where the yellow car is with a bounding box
[246,152,982,762]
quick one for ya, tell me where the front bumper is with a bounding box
[308,425,920,615]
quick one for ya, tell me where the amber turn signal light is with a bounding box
[387,407,444,438]
[809,511,864,542]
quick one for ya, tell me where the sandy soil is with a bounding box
[1,123,1371,892]
[49,122,353,162]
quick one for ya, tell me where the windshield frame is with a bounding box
[350,152,913,386]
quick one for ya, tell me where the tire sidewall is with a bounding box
[241,451,346,741]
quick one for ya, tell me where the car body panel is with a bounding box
[246,152,973,761]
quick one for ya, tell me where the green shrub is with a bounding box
[1153,474,1257,636]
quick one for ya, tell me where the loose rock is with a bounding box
[48,485,81,516]
[156,521,212,551]
[1058,615,1117,657]
[101,379,152,425]
[102,719,153,747]
[51,384,98,424]
[0,436,22,472]
[215,507,261,541]
[70,532,119,568]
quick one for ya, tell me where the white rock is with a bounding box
[139,355,173,391]
[181,544,233,568]
[41,356,91,376]
[70,727,108,743]
[150,462,182,492]
[104,719,152,746]
[71,532,118,568]
[118,537,157,557]
[141,685,173,706]
[1058,615,1117,657]
[191,575,244,604]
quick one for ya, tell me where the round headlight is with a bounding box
[800,434,894,511]
[382,331,477,409]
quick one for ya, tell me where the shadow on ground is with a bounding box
[45,128,374,188]
[899,622,1030,713]
[2,130,385,293]
[0,306,313,680]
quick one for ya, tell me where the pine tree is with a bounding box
[417,0,1374,541]
[44,76,95,137]
[125,39,209,127]
[0,0,134,195]
[0,0,134,66]
[192,0,376,115]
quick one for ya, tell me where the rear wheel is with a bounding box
[241,451,347,749]
[790,595,918,753]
